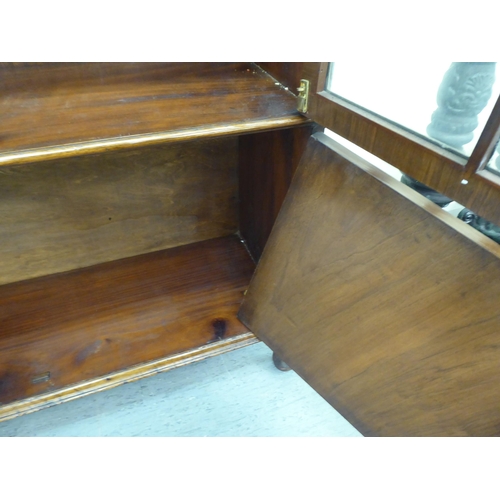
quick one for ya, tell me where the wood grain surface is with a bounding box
[0,236,255,405]
[0,63,307,165]
[239,132,500,437]
[0,333,258,423]
[238,125,316,260]
[256,63,306,95]
[0,137,238,285]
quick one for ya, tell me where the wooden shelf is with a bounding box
[0,332,258,423]
[0,62,309,166]
[0,235,255,406]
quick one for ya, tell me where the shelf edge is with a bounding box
[0,332,258,423]
[0,116,310,167]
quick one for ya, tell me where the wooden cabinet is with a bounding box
[2,62,500,436]
[0,62,313,420]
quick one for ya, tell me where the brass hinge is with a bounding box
[297,79,310,114]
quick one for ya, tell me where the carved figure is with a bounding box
[427,63,496,148]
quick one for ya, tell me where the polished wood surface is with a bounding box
[0,62,309,417]
[0,63,308,166]
[239,133,500,436]
[257,63,305,95]
[301,62,500,227]
[0,236,255,406]
[0,138,238,285]
[0,333,258,423]
[238,125,316,260]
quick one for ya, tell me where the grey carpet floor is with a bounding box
[0,341,362,437]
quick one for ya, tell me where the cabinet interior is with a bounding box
[0,62,311,420]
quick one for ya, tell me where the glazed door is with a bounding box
[238,132,500,437]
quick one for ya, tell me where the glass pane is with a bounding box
[326,62,500,158]
[485,139,500,175]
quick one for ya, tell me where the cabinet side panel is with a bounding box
[238,126,314,260]
[239,134,500,437]
[0,137,238,285]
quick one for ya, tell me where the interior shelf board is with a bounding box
[0,235,255,406]
[0,62,309,166]
[0,332,258,424]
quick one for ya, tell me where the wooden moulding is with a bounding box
[0,62,309,167]
[0,137,239,285]
[0,333,258,423]
[0,235,255,411]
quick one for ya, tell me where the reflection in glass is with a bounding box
[485,140,500,175]
[326,62,500,157]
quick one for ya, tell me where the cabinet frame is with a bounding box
[299,62,500,226]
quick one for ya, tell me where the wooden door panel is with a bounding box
[238,132,500,436]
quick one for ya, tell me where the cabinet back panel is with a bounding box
[0,137,238,285]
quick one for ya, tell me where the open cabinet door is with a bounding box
[238,132,500,437]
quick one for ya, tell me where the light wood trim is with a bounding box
[0,116,309,167]
[0,333,258,423]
